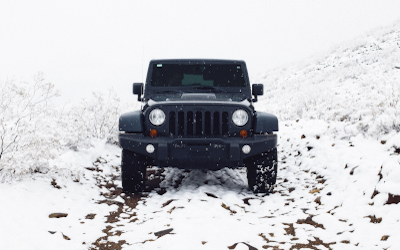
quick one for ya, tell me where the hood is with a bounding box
[146,96,251,108]
[167,93,231,101]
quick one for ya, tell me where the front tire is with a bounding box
[245,148,278,194]
[121,149,147,193]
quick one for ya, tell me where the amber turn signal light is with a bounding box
[240,130,248,138]
[150,129,158,138]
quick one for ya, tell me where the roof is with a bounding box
[149,59,246,64]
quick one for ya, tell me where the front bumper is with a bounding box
[119,133,277,169]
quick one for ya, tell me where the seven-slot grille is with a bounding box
[169,110,229,136]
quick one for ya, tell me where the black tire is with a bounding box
[245,147,278,194]
[121,149,147,193]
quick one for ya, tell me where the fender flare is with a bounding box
[253,112,279,133]
[119,111,144,132]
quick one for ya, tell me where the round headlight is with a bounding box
[149,109,165,126]
[232,109,248,126]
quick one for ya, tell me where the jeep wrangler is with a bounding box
[118,59,278,193]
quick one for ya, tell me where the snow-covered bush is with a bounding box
[0,73,61,182]
[59,89,122,150]
[0,74,128,182]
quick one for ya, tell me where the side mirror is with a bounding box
[133,83,143,101]
[252,84,263,102]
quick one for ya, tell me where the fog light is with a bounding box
[146,144,155,154]
[242,145,251,154]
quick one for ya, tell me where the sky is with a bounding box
[1,0,400,103]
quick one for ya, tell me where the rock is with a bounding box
[228,242,258,250]
[62,233,71,240]
[154,228,173,237]
[371,189,379,199]
[309,188,322,194]
[49,213,68,218]
[386,193,400,204]
[205,192,218,198]
[221,203,237,214]
[365,215,382,223]
[162,199,175,207]
[85,213,96,219]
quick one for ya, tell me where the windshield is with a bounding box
[150,63,246,87]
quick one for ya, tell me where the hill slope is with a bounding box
[256,19,400,138]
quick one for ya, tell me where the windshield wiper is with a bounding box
[193,86,227,93]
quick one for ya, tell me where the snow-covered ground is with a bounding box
[1,20,400,250]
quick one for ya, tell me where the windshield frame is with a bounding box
[143,59,252,100]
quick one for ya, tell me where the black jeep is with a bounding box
[119,59,278,193]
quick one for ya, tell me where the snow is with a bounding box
[1,19,400,250]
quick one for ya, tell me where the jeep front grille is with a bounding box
[169,111,229,136]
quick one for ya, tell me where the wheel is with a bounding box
[245,147,278,194]
[121,149,147,193]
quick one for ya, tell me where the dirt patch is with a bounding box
[167,206,184,214]
[365,215,382,224]
[290,237,335,250]
[89,158,146,250]
[296,216,325,229]
[222,203,237,214]
[90,225,126,250]
[97,191,142,223]
[283,223,296,236]
[378,166,383,181]
[51,179,61,189]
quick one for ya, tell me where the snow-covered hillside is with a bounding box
[1,20,400,250]
[256,20,400,137]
